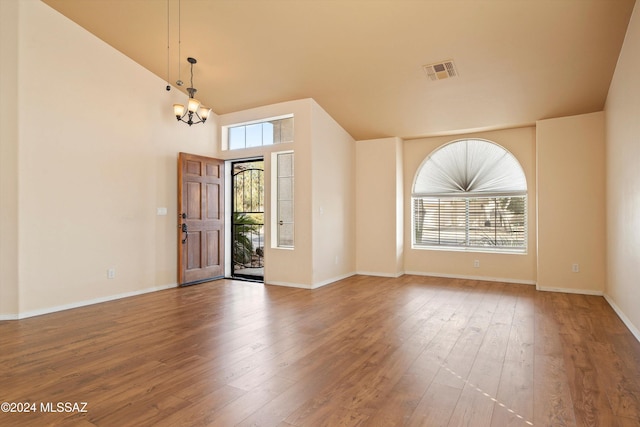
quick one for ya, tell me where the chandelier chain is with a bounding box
[178,0,181,81]
[166,0,170,84]
[190,61,194,89]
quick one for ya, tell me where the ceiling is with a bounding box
[41,0,636,140]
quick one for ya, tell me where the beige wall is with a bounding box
[310,101,356,286]
[605,1,640,337]
[536,112,606,294]
[0,0,20,318]
[5,0,216,317]
[403,127,537,284]
[355,137,404,277]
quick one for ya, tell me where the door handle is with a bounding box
[279,220,283,226]
[181,223,188,244]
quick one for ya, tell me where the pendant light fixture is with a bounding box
[170,0,210,126]
[173,57,211,126]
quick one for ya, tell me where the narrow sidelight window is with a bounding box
[273,151,294,248]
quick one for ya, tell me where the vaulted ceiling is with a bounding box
[42,0,636,140]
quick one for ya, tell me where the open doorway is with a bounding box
[231,159,264,282]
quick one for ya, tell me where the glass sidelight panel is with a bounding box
[276,152,294,248]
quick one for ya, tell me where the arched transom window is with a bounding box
[412,139,527,252]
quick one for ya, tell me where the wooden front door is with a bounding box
[178,152,225,285]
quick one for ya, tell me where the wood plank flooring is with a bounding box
[1,275,639,426]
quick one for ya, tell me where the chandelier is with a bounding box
[173,57,211,126]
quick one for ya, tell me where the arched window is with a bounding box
[412,139,527,252]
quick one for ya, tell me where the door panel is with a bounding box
[206,162,220,178]
[206,183,220,219]
[178,152,225,285]
[187,182,201,219]
[206,230,221,266]
[187,232,201,270]
[186,160,201,175]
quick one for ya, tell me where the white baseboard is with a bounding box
[604,294,640,343]
[266,272,356,290]
[265,280,313,289]
[355,270,405,278]
[404,271,536,286]
[0,313,19,321]
[310,272,356,289]
[536,285,604,296]
[8,283,178,320]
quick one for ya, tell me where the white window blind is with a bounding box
[413,196,526,250]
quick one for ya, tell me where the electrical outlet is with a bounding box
[107,268,116,279]
[473,260,480,268]
[572,263,579,273]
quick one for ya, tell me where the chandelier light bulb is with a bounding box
[173,103,186,118]
[187,97,201,113]
[199,107,211,120]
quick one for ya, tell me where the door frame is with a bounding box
[229,158,265,282]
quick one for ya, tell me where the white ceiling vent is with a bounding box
[423,60,458,81]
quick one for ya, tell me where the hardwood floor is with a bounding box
[1,275,639,427]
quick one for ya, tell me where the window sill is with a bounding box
[411,245,527,255]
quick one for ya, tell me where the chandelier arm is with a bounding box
[192,112,204,125]
[176,112,207,126]
[176,110,191,125]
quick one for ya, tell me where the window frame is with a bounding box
[411,138,528,254]
[271,150,294,250]
[222,114,294,151]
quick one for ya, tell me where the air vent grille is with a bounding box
[423,60,458,81]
